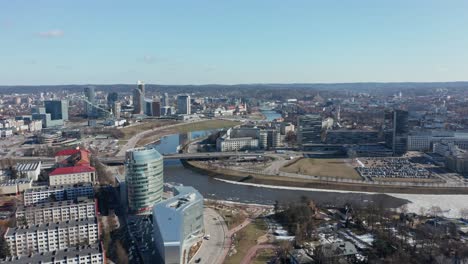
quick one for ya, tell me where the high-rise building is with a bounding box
[112,102,121,119]
[107,92,118,106]
[153,186,204,264]
[44,100,68,121]
[84,86,96,117]
[162,92,170,107]
[133,80,145,114]
[177,94,191,115]
[152,100,161,117]
[297,114,322,148]
[384,109,409,155]
[125,147,164,215]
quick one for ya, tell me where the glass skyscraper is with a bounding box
[125,147,163,215]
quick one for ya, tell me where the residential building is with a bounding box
[153,186,204,264]
[5,218,99,256]
[3,244,105,264]
[16,199,96,225]
[23,184,94,206]
[177,94,191,115]
[125,147,164,215]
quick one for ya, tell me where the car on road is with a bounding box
[195,258,202,263]
[203,234,210,240]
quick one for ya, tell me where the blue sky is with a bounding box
[1,0,467,85]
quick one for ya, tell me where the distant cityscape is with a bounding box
[0,82,467,263]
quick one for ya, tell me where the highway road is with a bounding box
[189,208,227,264]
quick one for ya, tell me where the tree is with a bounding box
[0,236,10,259]
[115,240,129,264]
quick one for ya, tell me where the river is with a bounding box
[151,111,406,208]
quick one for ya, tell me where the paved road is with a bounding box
[189,208,227,264]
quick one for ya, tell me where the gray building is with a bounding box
[84,86,96,117]
[177,94,191,115]
[133,80,145,114]
[162,92,170,107]
[297,114,323,148]
[384,109,409,155]
[44,100,69,121]
[125,147,164,215]
[324,130,379,145]
[153,186,204,264]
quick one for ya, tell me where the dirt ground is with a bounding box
[280,158,362,179]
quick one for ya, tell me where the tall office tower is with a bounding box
[44,100,69,121]
[125,147,164,215]
[297,114,323,149]
[84,86,96,117]
[177,94,191,115]
[132,80,145,114]
[107,92,118,107]
[162,92,169,107]
[152,100,161,117]
[153,186,204,264]
[384,109,409,156]
[112,102,121,119]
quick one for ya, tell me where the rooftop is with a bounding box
[49,165,95,176]
[3,244,102,263]
[6,218,97,236]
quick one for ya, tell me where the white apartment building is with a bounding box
[24,184,94,206]
[5,218,99,257]
[16,199,96,225]
[49,166,96,186]
[216,137,259,152]
[3,244,104,264]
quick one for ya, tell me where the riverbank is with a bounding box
[183,160,468,195]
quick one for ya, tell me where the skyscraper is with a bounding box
[177,94,191,115]
[133,80,145,114]
[297,114,322,149]
[384,109,409,156]
[107,92,118,107]
[44,100,68,121]
[162,92,169,107]
[125,147,164,215]
[112,102,121,119]
[84,86,96,117]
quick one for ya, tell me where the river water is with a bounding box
[151,111,406,208]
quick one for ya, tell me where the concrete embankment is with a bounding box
[182,160,468,195]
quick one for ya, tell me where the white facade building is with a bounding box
[16,162,41,181]
[16,199,96,225]
[23,184,94,206]
[5,218,99,257]
[48,166,96,186]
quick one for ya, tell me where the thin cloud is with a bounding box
[142,55,157,64]
[37,29,64,38]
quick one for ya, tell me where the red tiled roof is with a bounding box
[49,166,95,176]
[55,148,90,157]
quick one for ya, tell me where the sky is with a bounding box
[1,0,468,85]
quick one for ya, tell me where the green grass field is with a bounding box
[224,219,268,264]
[280,158,362,179]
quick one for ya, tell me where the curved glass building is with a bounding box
[125,147,164,215]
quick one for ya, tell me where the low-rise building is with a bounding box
[16,198,96,225]
[49,166,96,186]
[16,162,41,181]
[153,186,204,264]
[5,218,99,256]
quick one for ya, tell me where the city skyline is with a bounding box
[1,0,468,85]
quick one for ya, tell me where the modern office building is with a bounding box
[297,114,323,148]
[107,91,119,106]
[125,147,164,215]
[5,218,99,256]
[44,100,69,121]
[23,184,94,206]
[153,186,204,264]
[216,128,260,152]
[16,199,96,225]
[133,80,145,114]
[32,106,63,128]
[324,130,380,145]
[384,109,409,155]
[162,92,170,107]
[3,244,105,264]
[84,86,96,117]
[177,94,191,115]
[152,100,161,117]
[112,101,121,119]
